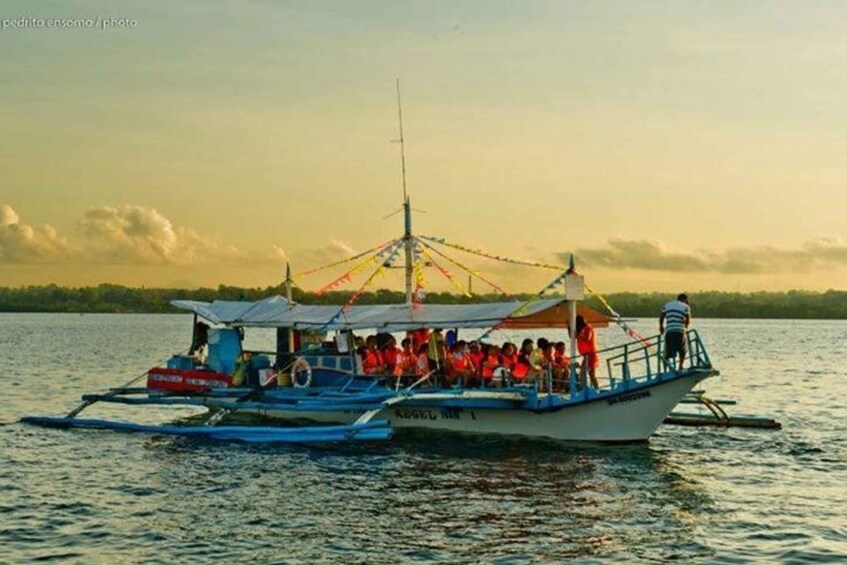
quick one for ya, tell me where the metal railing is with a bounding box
[600,329,712,391]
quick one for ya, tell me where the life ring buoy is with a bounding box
[291,357,312,388]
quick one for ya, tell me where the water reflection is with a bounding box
[3,315,846,562]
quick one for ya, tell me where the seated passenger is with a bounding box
[513,339,537,382]
[499,342,518,373]
[381,336,402,376]
[528,338,551,390]
[480,344,501,386]
[361,335,385,375]
[468,341,483,378]
[553,341,571,390]
[398,338,417,376]
[447,340,476,388]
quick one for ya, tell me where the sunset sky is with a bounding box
[2,1,846,294]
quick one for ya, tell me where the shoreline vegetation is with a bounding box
[0,284,845,319]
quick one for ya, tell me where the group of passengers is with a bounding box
[354,315,600,390]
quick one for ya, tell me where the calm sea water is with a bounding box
[1,314,845,563]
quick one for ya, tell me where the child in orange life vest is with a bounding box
[480,344,501,385]
[468,341,484,379]
[447,340,476,388]
[499,342,518,373]
[361,335,385,375]
[553,341,571,390]
[381,335,402,377]
[575,315,600,389]
[512,339,535,381]
[398,338,417,375]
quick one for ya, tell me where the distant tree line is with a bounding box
[0,284,845,319]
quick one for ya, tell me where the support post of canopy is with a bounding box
[285,262,294,354]
[564,255,584,397]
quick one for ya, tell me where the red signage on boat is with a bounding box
[146,368,233,393]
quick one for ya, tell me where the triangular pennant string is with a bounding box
[314,240,397,295]
[419,234,563,271]
[417,246,472,298]
[296,238,400,277]
[418,239,507,295]
[586,284,655,349]
[477,267,571,340]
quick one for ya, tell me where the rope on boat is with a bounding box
[415,244,472,297]
[314,239,399,295]
[418,235,563,271]
[585,284,656,350]
[296,238,400,277]
[417,238,507,295]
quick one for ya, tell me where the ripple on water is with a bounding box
[1,316,846,562]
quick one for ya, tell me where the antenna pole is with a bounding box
[396,78,408,201]
[395,79,414,305]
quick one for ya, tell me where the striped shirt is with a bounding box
[661,300,690,333]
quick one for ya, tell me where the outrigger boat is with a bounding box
[22,265,720,444]
[21,84,723,444]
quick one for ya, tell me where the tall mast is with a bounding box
[396,78,408,202]
[396,78,413,305]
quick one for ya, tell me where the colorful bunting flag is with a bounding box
[419,234,563,271]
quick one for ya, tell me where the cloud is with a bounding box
[568,237,847,274]
[0,204,81,263]
[79,205,242,264]
[289,239,356,267]
[0,203,247,265]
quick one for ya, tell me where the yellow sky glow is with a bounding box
[1,1,846,293]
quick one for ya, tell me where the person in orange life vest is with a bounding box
[447,340,477,388]
[575,315,600,389]
[499,342,518,372]
[480,343,501,383]
[398,337,417,376]
[408,328,430,352]
[381,335,402,376]
[513,339,535,381]
[553,341,571,390]
[468,341,484,378]
[361,335,385,375]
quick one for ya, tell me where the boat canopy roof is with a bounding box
[171,296,610,331]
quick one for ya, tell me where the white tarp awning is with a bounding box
[171,296,609,330]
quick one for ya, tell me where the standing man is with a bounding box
[660,293,691,369]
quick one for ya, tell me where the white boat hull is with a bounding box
[217,371,710,443]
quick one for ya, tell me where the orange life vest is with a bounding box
[362,349,384,375]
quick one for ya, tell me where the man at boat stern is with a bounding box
[660,293,691,369]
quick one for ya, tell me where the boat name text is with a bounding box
[607,390,651,406]
[394,408,477,421]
